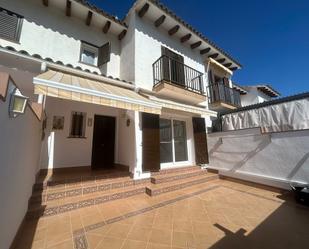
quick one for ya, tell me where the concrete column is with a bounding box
[132,111,150,180]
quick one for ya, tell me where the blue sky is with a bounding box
[90,0,309,97]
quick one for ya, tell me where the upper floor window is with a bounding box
[80,41,110,67]
[0,7,23,42]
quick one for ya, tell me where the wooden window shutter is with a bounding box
[161,46,170,81]
[142,112,160,172]
[97,42,110,67]
[161,46,185,85]
[0,8,23,42]
[192,117,209,164]
[208,70,215,85]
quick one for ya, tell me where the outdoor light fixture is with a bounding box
[9,87,28,118]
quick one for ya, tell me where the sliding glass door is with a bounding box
[160,118,188,165]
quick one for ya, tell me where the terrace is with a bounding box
[13,169,309,249]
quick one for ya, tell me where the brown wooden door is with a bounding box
[192,117,209,164]
[142,112,160,172]
[91,115,115,169]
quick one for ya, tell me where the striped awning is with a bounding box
[146,95,217,117]
[33,70,161,114]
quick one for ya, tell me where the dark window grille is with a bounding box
[0,7,23,42]
[70,112,85,137]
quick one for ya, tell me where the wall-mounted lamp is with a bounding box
[9,88,28,118]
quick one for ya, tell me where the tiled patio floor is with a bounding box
[15,179,309,249]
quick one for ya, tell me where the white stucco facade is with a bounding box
[0,79,42,249]
[134,15,206,91]
[0,0,122,77]
[40,97,138,171]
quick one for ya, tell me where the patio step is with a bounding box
[146,173,218,196]
[151,168,208,184]
[33,171,130,191]
[29,175,149,205]
[151,165,201,176]
[26,185,147,219]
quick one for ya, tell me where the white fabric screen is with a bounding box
[222,98,309,133]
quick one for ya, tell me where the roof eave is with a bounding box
[145,0,242,69]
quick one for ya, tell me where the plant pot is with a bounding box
[290,183,309,205]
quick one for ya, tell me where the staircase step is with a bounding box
[151,166,200,176]
[27,185,147,219]
[33,171,130,191]
[151,169,208,184]
[146,174,218,196]
[29,177,150,205]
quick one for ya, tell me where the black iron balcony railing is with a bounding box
[152,55,204,94]
[207,82,241,107]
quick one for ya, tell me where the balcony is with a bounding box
[152,55,206,104]
[207,83,241,110]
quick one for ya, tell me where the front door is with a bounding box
[91,115,115,169]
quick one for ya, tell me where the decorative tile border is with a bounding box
[151,165,200,176]
[30,178,150,205]
[73,185,220,249]
[151,169,208,184]
[146,175,219,196]
[33,172,130,191]
[27,187,146,219]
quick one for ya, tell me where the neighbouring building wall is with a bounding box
[208,128,309,189]
[0,81,42,249]
[40,97,134,169]
[0,0,121,77]
[241,87,272,107]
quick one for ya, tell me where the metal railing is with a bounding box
[152,55,204,94]
[207,82,241,107]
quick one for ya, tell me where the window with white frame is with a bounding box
[80,42,98,66]
[69,112,86,138]
[80,41,110,67]
[159,118,188,164]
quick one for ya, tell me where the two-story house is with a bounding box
[0,0,242,179]
[0,1,243,247]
